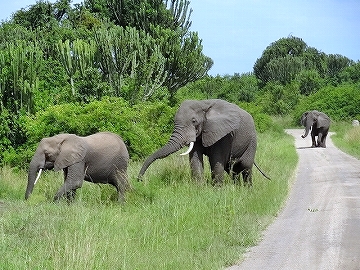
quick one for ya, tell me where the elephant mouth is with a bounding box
[180,141,194,156]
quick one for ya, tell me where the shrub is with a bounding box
[7,97,175,166]
[238,102,273,133]
[257,81,301,116]
[0,109,28,165]
[293,83,360,124]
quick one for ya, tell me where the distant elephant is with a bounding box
[25,132,129,202]
[300,110,330,148]
[138,99,259,185]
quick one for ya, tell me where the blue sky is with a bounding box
[1,0,360,76]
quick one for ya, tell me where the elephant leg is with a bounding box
[207,135,233,185]
[54,162,85,202]
[322,133,328,148]
[317,132,324,147]
[231,161,253,186]
[209,160,225,186]
[111,170,129,202]
[189,149,204,182]
[310,132,317,147]
[242,168,253,186]
[66,189,77,202]
[319,129,329,148]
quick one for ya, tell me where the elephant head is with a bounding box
[138,99,243,178]
[25,134,86,200]
[300,110,330,138]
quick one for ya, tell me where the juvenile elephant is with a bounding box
[138,99,258,185]
[25,132,129,202]
[301,110,330,148]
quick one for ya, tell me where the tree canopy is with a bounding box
[1,0,212,112]
[253,36,352,88]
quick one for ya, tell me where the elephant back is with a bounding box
[85,132,129,161]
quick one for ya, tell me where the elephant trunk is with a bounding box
[25,152,45,200]
[138,131,189,179]
[303,116,314,138]
[303,125,310,138]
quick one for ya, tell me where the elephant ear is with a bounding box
[316,114,330,128]
[54,135,87,171]
[202,101,241,147]
[300,111,309,126]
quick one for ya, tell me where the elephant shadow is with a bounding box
[297,146,313,149]
[297,146,325,150]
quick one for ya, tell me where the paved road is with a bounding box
[227,129,360,270]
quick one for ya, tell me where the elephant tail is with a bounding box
[254,162,271,180]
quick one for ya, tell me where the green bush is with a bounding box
[238,102,273,133]
[175,74,259,104]
[0,109,28,165]
[7,97,175,166]
[256,81,301,116]
[293,83,360,124]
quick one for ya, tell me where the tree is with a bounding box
[0,41,42,113]
[325,54,352,83]
[86,0,212,99]
[253,36,307,86]
[94,26,167,102]
[254,36,353,88]
[56,39,77,95]
[296,69,323,95]
[152,28,212,100]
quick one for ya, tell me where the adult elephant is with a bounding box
[301,110,331,148]
[25,132,129,202]
[138,99,258,185]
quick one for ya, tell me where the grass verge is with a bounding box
[0,128,297,269]
[331,122,360,159]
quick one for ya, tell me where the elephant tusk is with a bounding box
[180,142,194,156]
[34,169,43,185]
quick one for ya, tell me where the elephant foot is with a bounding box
[212,181,223,187]
[243,181,253,187]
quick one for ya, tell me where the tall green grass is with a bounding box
[331,122,360,159]
[0,130,298,269]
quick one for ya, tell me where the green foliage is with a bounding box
[176,73,259,104]
[151,26,213,100]
[325,54,353,82]
[331,123,360,159]
[296,69,323,95]
[91,0,192,34]
[254,36,307,85]
[264,55,304,85]
[338,61,360,84]
[94,25,168,102]
[0,109,28,165]
[293,84,360,124]
[257,81,301,116]
[253,36,352,88]
[20,97,175,164]
[0,0,211,107]
[238,102,273,133]
[0,41,42,113]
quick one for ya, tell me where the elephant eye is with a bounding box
[192,118,197,125]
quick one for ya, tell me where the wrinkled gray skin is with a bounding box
[138,99,257,185]
[301,110,331,148]
[25,132,129,202]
